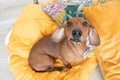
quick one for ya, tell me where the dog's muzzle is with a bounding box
[71,29,82,42]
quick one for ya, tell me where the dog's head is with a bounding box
[51,18,100,46]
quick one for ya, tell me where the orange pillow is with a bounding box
[83,0,120,80]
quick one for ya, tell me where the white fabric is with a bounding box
[4,28,13,46]
[83,37,94,59]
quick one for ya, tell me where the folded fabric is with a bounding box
[7,3,98,80]
[83,0,120,80]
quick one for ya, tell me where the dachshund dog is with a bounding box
[28,18,100,72]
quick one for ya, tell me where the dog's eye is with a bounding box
[66,22,72,27]
[83,21,88,27]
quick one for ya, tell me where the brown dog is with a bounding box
[28,18,100,72]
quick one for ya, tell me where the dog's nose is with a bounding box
[72,29,82,38]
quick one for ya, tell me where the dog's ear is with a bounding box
[89,25,100,46]
[51,27,65,42]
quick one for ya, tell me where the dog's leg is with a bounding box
[59,56,72,70]
[36,67,65,72]
[29,54,68,72]
[29,54,55,72]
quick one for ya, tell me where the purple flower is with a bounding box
[49,2,66,16]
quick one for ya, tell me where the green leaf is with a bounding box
[68,10,72,15]
[66,14,72,21]
[77,3,89,12]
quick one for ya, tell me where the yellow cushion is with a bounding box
[7,4,98,80]
[10,54,97,80]
[83,0,120,80]
[7,4,58,58]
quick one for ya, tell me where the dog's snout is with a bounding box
[72,29,82,38]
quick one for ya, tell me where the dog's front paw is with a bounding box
[66,64,72,69]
